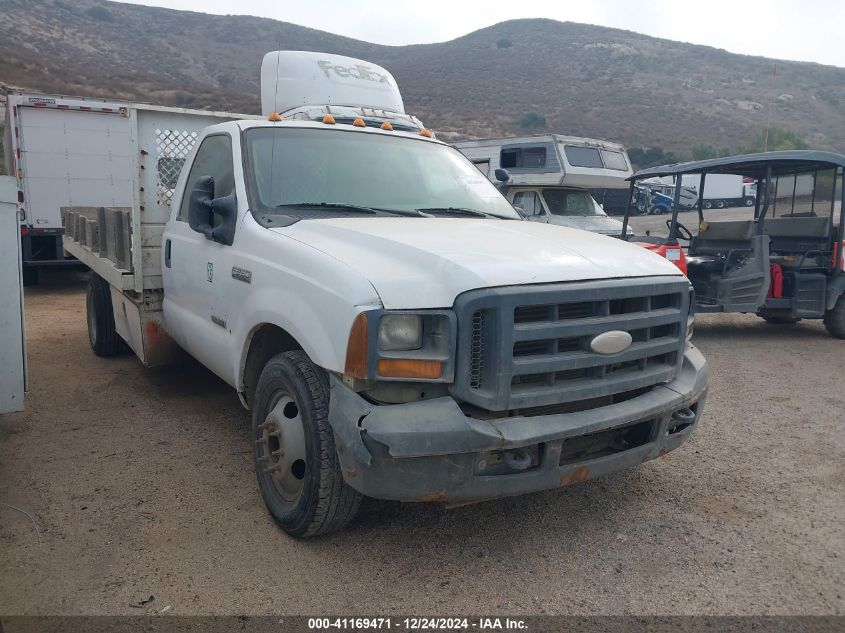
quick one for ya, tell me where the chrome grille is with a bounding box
[453,277,690,412]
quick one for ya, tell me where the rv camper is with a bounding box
[454,135,633,235]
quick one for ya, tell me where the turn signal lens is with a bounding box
[267,112,282,122]
[353,118,366,127]
[377,359,443,380]
[323,114,336,124]
[344,312,369,379]
[380,121,393,131]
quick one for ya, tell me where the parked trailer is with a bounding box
[3,92,255,285]
[647,174,755,209]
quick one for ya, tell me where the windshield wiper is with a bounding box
[273,202,425,217]
[416,206,501,219]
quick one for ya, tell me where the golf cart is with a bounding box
[621,151,845,337]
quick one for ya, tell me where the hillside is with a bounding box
[1,0,844,155]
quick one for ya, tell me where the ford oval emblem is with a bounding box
[590,330,633,355]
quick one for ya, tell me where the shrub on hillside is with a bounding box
[518,111,545,130]
[85,6,114,22]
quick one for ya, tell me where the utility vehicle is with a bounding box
[622,152,845,336]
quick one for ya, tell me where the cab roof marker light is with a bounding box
[323,114,336,125]
[267,112,283,121]
[381,122,393,131]
[353,118,366,127]
[420,128,433,138]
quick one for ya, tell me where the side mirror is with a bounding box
[187,176,237,246]
[494,168,510,183]
[188,176,214,238]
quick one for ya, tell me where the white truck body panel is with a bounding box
[454,135,633,189]
[7,95,133,229]
[0,176,26,413]
[13,94,259,293]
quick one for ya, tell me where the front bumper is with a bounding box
[328,345,709,504]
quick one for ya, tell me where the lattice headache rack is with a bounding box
[154,129,199,208]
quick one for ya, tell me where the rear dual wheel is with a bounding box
[86,274,127,356]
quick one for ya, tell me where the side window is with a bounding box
[500,147,546,169]
[178,135,235,221]
[513,192,544,217]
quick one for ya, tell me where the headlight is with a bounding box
[378,314,423,351]
[345,310,456,382]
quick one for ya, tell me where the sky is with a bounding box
[119,0,845,68]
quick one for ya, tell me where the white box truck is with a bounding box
[52,51,708,537]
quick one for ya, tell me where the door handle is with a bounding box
[164,239,172,268]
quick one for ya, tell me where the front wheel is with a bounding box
[823,294,845,338]
[252,350,362,538]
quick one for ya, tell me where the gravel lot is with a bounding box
[1,270,843,616]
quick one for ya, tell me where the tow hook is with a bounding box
[502,449,532,471]
[668,407,696,434]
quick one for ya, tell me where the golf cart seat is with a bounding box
[686,220,758,276]
[763,216,832,269]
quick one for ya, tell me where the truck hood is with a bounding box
[275,218,684,309]
[544,214,625,236]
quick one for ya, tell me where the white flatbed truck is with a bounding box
[58,51,708,537]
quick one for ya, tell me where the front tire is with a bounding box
[86,274,126,356]
[823,294,845,338]
[252,350,362,538]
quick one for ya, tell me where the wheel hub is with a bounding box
[257,394,307,503]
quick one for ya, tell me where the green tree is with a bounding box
[746,127,807,153]
[690,143,734,161]
[518,111,545,130]
[628,146,681,169]
[85,6,114,22]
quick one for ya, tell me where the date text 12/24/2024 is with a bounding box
[307,618,528,630]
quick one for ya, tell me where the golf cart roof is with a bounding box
[629,150,845,180]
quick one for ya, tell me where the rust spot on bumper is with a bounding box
[417,491,447,502]
[559,466,589,487]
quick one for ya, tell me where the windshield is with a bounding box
[244,127,521,220]
[542,188,606,217]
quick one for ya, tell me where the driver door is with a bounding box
[162,133,237,379]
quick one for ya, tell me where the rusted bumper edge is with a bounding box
[328,345,709,504]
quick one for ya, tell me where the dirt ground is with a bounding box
[1,270,843,616]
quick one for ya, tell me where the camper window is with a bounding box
[600,149,628,171]
[500,147,547,169]
[564,145,603,168]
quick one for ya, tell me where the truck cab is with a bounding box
[505,185,625,235]
[71,51,709,537]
